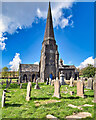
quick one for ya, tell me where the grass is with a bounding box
[0,82,95,119]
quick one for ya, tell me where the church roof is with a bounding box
[44,2,55,40]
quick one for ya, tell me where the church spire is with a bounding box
[44,2,55,40]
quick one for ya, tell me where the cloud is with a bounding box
[34,61,39,65]
[78,56,95,69]
[0,1,75,50]
[9,53,21,71]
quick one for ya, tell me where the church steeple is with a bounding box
[44,2,55,40]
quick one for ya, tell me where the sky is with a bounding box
[0,1,94,71]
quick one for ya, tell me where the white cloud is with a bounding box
[9,53,21,71]
[0,1,75,50]
[78,56,95,69]
[34,61,39,65]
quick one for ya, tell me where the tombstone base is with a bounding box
[34,85,40,89]
[26,97,30,101]
[53,94,61,99]
[77,94,85,98]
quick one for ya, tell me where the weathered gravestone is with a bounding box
[94,80,96,103]
[2,89,6,107]
[49,78,51,85]
[87,78,93,90]
[20,83,22,89]
[53,80,61,98]
[77,80,84,98]
[26,82,32,101]
[70,77,74,87]
[94,72,96,103]
[34,80,40,89]
[60,71,65,85]
[46,78,49,85]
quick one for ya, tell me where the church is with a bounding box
[19,2,79,83]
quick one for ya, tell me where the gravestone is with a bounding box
[87,78,93,90]
[94,72,96,103]
[51,80,54,86]
[2,89,6,107]
[53,80,61,98]
[70,91,74,95]
[77,77,79,81]
[34,80,40,89]
[46,78,49,85]
[26,82,32,101]
[70,77,74,87]
[20,83,22,89]
[49,78,51,85]
[77,80,84,98]
[60,71,65,85]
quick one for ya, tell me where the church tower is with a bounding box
[40,2,59,82]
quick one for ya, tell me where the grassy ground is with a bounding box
[0,82,95,119]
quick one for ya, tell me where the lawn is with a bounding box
[0,82,95,119]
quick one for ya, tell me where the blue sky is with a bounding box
[0,1,94,70]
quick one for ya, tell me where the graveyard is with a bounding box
[0,79,95,119]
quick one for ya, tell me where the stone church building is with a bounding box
[19,2,79,82]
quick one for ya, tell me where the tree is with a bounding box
[1,67,9,78]
[82,64,95,77]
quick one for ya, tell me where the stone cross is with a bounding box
[87,78,93,90]
[2,89,6,107]
[77,80,84,98]
[53,80,61,98]
[34,80,40,89]
[60,71,65,85]
[26,82,32,101]
[70,77,74,87]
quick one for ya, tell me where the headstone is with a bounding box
[49,78,51,85]
[77,80,84,98]
[26,82,32,101]
[70,91,74,95]
[46,78,49,85]
[53,80,61,98]
[60,71,65,85]
[87,78,93,90]
[20,83,22,89]
[77,77,79,81]
[51,80,54,86]
[70,77,74,87]
[34,80,40,89]
[94,72,96,103]
[2,89,6,107]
